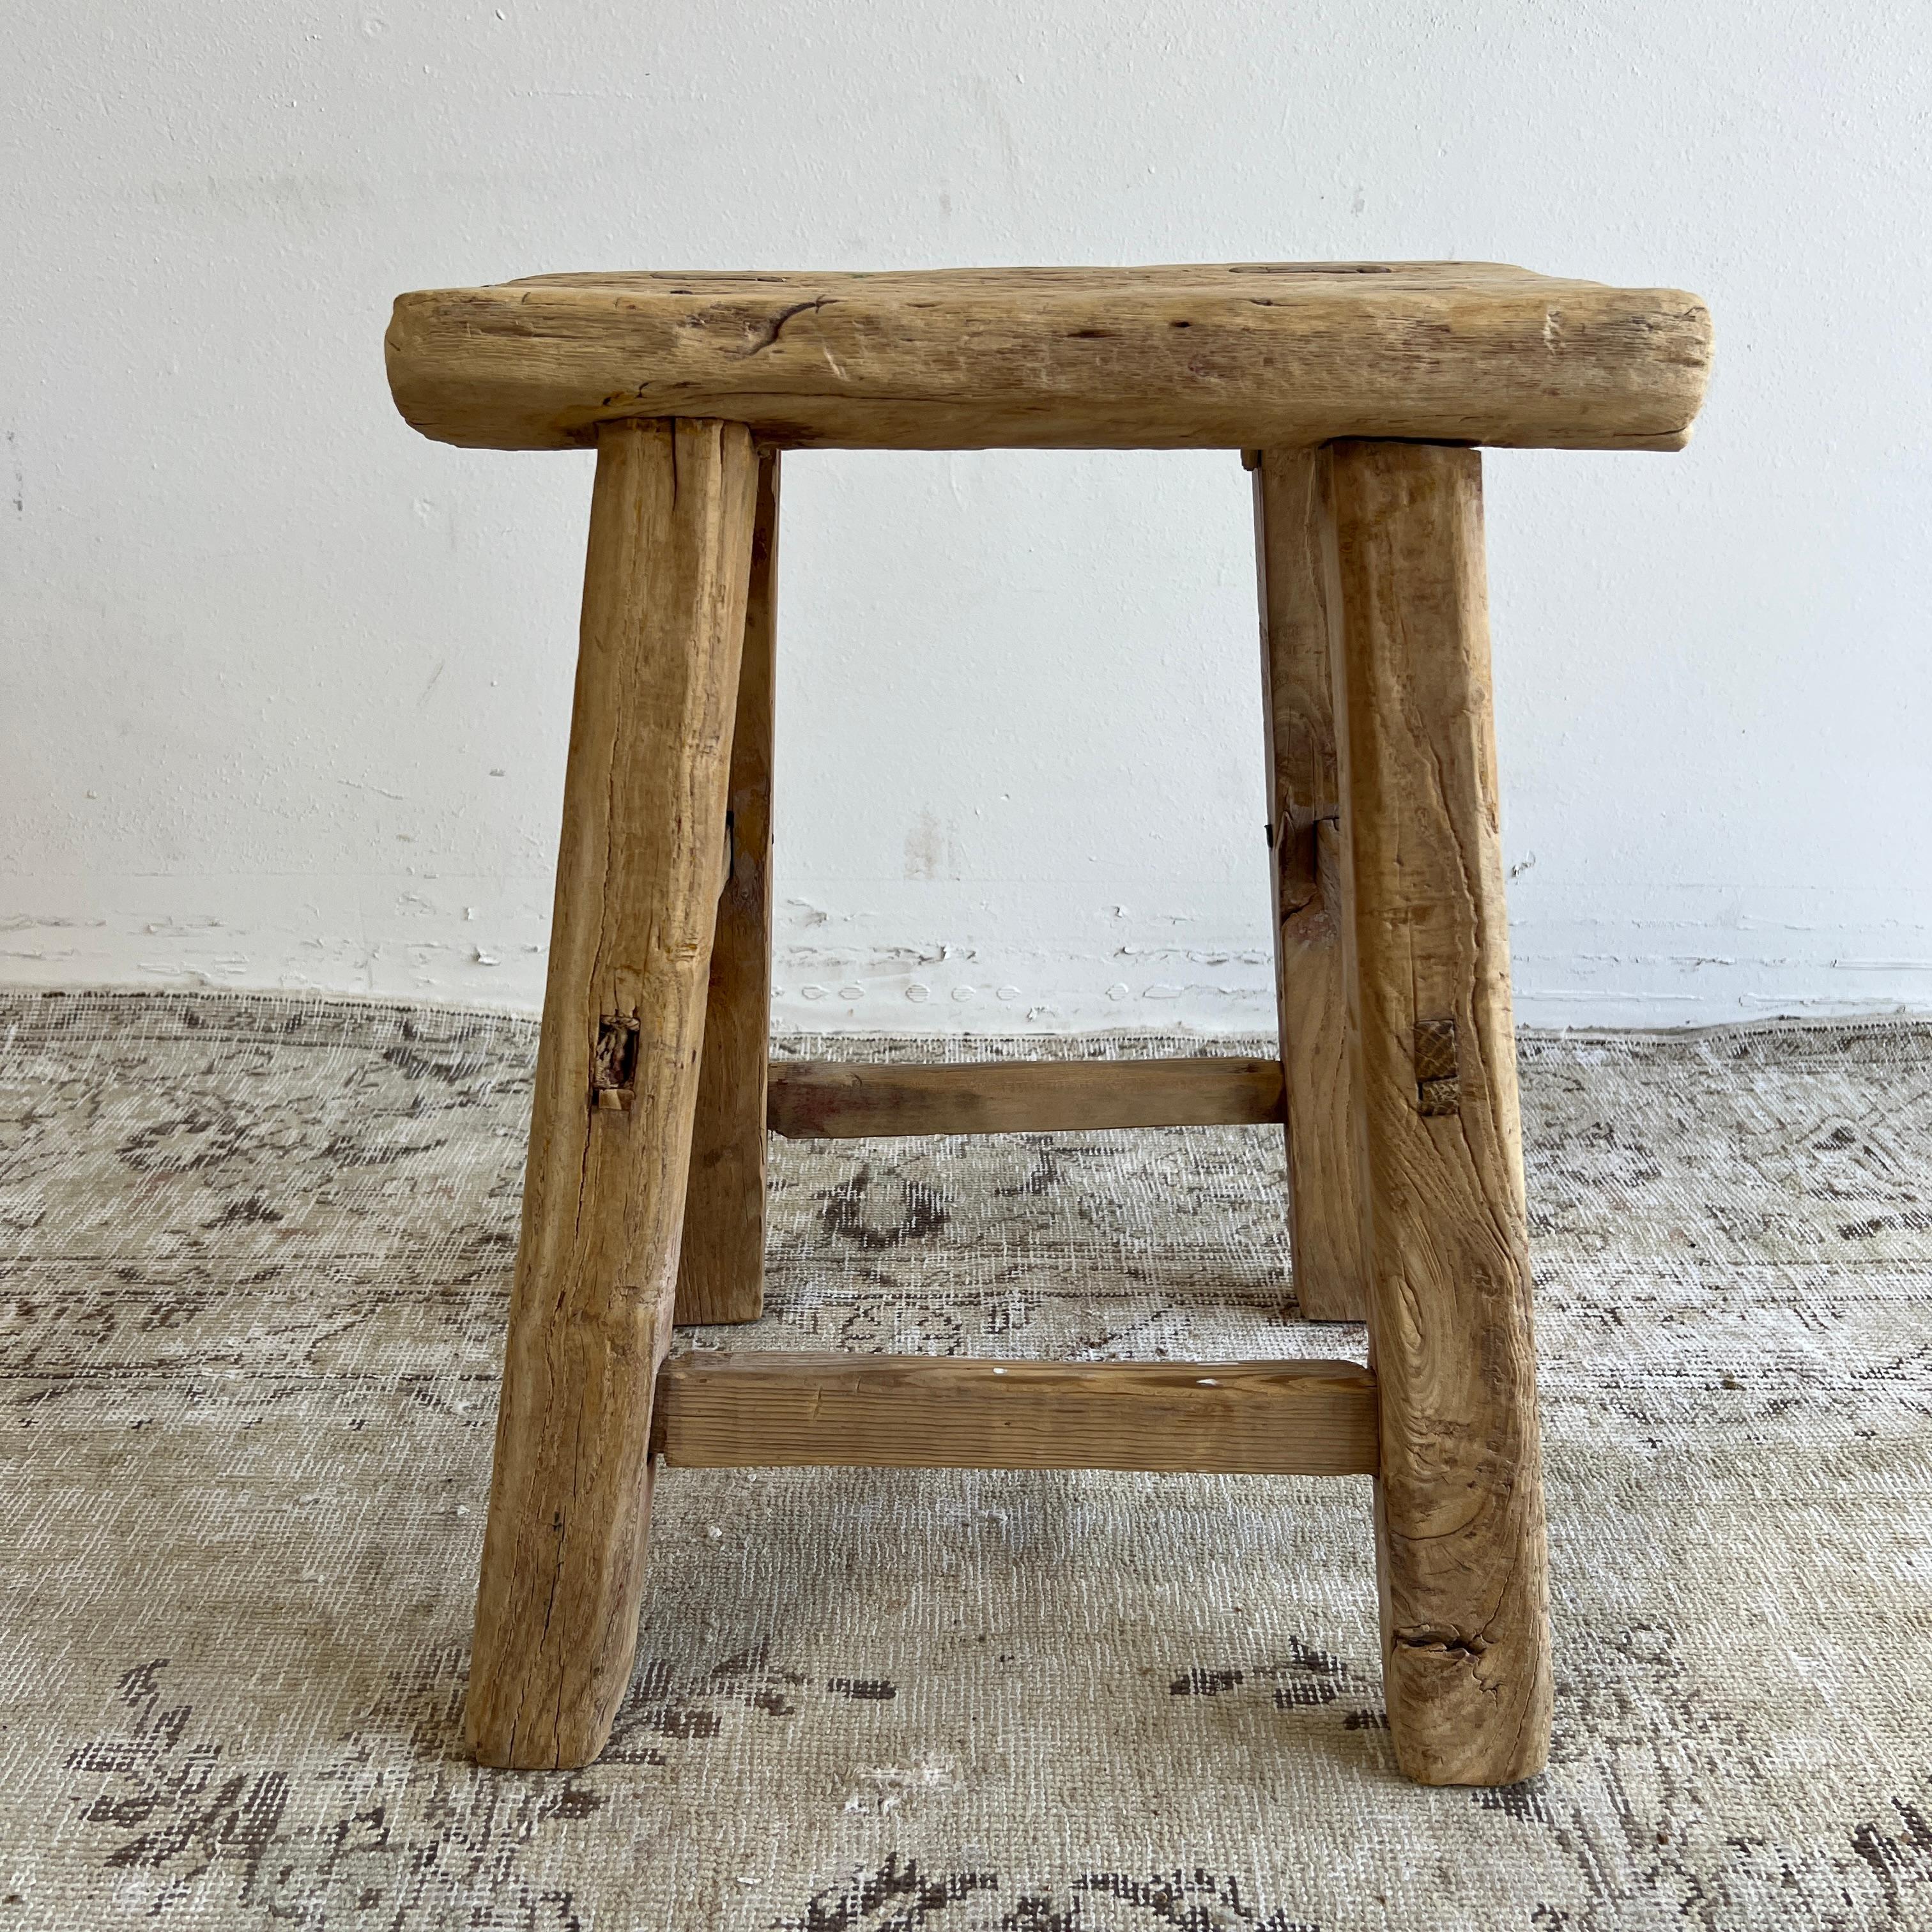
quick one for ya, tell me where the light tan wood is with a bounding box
[465,417,759,1771]
[392,257,1708,1791]
[675,448,779,1325]
[766,1055,1286,1138]
[1252,448,1368,1322]
[1326,440,1552,1786]
[653,1353,1379,1475]
[386,261,1712,454]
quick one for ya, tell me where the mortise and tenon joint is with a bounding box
[1414,1018,1460,1117]
[590,1015,640,1112]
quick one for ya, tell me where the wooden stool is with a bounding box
[384,262,1712,1785]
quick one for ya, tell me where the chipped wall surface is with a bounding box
[3,5,1929,1032]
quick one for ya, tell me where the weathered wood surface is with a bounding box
[675,448,779,1326]
[1252,447,1368,1322]
[387,261,1712,454]
[1328,440,1552,1786]
[766,1055,1286,1138]
[654,1353,1379,1475]
[465,418,759,1771]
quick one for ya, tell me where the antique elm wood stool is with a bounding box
[383,261,1712,1785]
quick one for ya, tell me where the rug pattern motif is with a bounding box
[1,993,1929,1929]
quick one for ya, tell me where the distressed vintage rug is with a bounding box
[1,992,1929,1931]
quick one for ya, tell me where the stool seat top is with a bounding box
[386,260,1711,456]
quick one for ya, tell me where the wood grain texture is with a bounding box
[1327,440,1552,1786]
[674,448,779,1325]
[1253,448,1368,1322]
[766,1056,1286,1138]
[386,261,1712,454]
[465,418,758,1771]
[653,1353,1379,1475]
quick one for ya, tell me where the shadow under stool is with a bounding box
[383,260,1713,1785]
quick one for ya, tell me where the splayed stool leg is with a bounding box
[464,418,758,1770]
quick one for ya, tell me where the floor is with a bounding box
[1,991,1929,1930]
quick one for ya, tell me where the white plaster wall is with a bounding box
[3,3,1928,1031]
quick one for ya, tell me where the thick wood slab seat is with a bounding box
[386,261,1712,454]
[767,1055,1285,1138]
[653,1353,1379,1476]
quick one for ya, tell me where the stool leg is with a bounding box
[1326,440,1552,1786]
[675,448,779,1324]
[465,417,759,1769]
[1251,448,1369,1321]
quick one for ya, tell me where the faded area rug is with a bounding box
[1,992,1929,1931]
